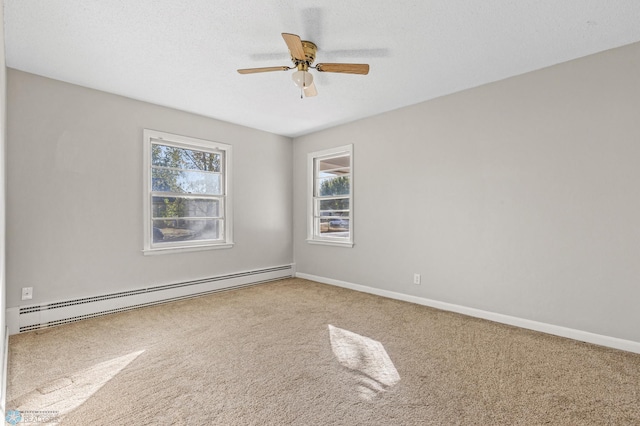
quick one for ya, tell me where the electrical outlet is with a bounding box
[413,273,421,285]
[22,287,34,300]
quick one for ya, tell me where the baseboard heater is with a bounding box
[16,265,293,333]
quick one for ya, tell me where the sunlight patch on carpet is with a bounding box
[328,325,400,400]
[8,350,145,419]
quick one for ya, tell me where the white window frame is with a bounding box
[307,144,354,247]
[142,129,233,255]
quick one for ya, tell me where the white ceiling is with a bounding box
[5,1,640,137]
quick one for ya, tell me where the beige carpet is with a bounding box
[6,278,640,425]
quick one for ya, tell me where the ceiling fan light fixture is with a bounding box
[292,70,313,88]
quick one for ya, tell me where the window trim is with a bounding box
[307,144,354,247]
[142,129,233,255]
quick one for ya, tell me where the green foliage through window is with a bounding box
[319,176,350,197]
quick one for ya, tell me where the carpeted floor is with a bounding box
[6,278,640,425]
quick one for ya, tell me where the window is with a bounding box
[143,130,232,254]
[307,144,353,247]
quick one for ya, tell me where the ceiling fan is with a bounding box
[237,33,370,97]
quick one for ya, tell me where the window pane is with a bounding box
[152,219,221,243]
[152,197,220,218]
[317,176,350,196]
[319,169,349,178]
[308,145,352,246]
[152,168,221,195]
[145,130,232,252]
[152,144,221,172]
[318,218,350,237]
[318,155,350,177]
[318,198,349,215]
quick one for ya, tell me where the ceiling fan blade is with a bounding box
[282,33,306,61]
[304,82,318,97]
[237,66,290,74]
[316,63,370,75]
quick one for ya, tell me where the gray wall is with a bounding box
[293,42,640,343]
[1,0,8,407]
[6,69,293,306]
[6,41,640,345]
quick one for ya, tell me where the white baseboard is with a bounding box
[6,265,294,335]
[5,309,18,337]
[296,272,640,355]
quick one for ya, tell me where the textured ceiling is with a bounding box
[5,1,640,137]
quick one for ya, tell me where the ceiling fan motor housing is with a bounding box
[292,41,317,66]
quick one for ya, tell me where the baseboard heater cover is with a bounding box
[15,265,293,333]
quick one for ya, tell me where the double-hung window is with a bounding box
[143,130,233,254]
[307,144,353,247]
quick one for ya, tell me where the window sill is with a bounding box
[143,243,234,255]
[306,239,354,248]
